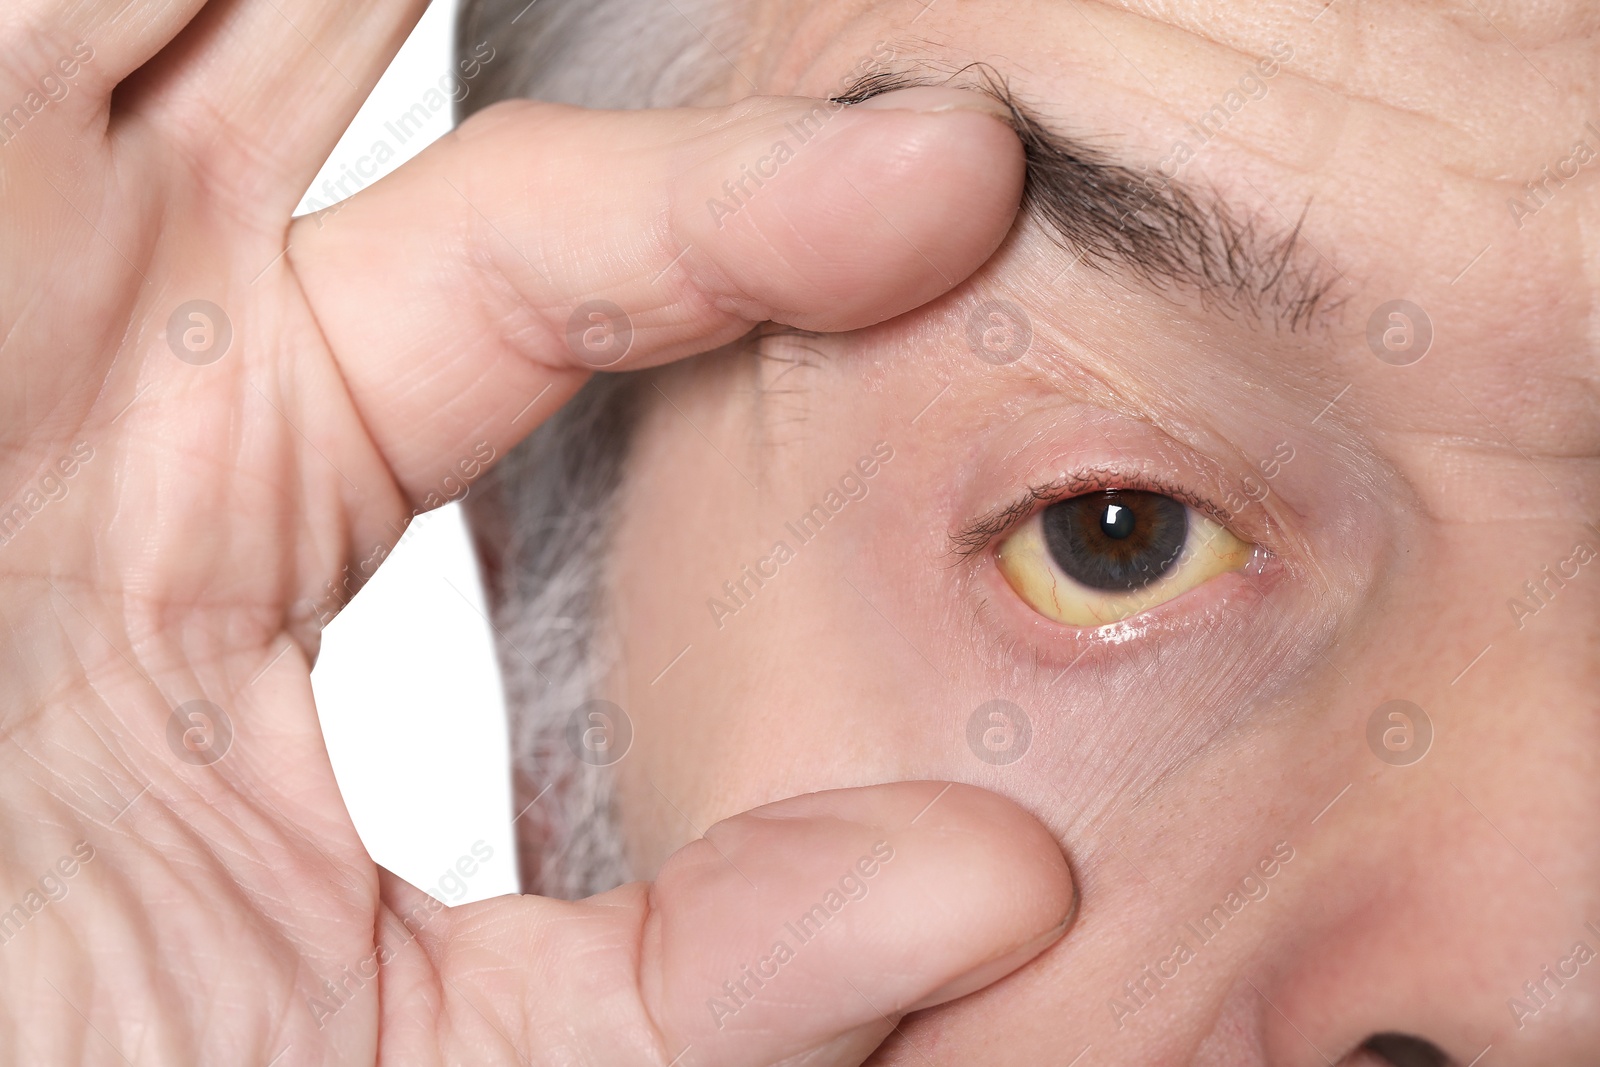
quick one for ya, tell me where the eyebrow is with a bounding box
[833,64,1341,332]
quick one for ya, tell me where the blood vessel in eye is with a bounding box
[1041,490,1187,591]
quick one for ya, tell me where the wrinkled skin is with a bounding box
[0,1,1082,1064]
[604,2,1600,1064]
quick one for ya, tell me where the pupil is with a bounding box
[1100,502,1135,539]
[1040,489,1188,592]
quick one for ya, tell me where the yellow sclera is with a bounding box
[996,505,1252,627]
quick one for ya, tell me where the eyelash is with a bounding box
[950,468,1241,560]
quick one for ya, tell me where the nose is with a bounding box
[1348,1034,1450,1066]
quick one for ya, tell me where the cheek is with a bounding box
[614,530,945,876]
[607,377,936,872]
[605,395,753,871]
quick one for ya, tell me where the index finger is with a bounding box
[289,87,1024,500]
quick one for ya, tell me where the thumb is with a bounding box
[645,781,1077,1065]
[288,87,1024,502]
[379,782,1075,1067]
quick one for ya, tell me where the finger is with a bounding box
[646,782,1077,1065]
[115,0,426,199]
[2,0,200,101]
[289,87,1025,501]
[376,783,1075,1067]
[0,1,197,118]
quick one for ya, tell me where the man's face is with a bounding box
[598,2,1600,1061]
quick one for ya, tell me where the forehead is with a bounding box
[745,0,1600,147]
[718,0,1600,495]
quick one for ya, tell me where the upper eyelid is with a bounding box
[949,483,1057,559]
[948,469,1233,560]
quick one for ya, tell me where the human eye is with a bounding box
[993,488,1254,627]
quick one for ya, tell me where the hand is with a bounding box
[0,2,1073,1063]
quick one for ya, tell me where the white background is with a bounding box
[298,0,519,904]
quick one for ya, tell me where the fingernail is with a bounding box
[849,86,1013,122]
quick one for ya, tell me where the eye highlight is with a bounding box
[996,489,1253,626]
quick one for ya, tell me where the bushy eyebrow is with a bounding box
[833,64,1342,333]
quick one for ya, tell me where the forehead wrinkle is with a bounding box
[968,325,1244,478]
[833,61,1347,334]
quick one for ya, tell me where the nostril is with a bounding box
[1361,1033,1452,1067]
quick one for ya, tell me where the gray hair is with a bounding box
[454,0,742,898]
[457,0,739,111]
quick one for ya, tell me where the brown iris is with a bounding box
[1039,489,1188,592]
